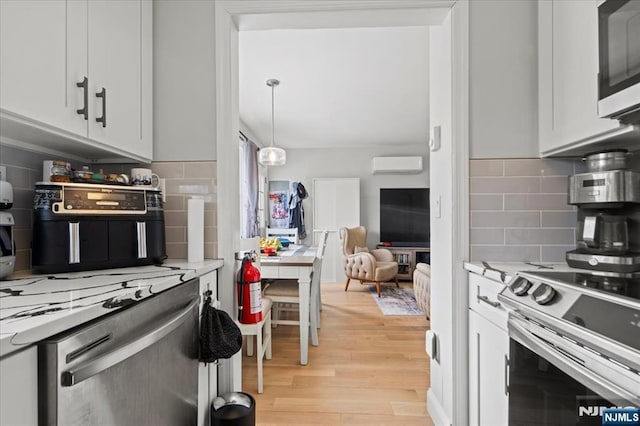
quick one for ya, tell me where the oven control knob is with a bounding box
[532,284,556,305]
[509,276,532,296]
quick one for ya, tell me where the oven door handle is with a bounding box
[61,299,198,387]
[509,316,640,406]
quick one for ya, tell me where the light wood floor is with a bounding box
[241,281,434,425]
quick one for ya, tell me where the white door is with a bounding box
[312,178,360,282]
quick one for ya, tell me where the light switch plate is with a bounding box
[429,126,441,152]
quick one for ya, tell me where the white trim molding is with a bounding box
[428,388,453,426]
[214,4,470,417]
[451,1,471,426]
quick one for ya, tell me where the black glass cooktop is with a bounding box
[520,271,640,351]
[562,294,640,351]
[528,271,640,302]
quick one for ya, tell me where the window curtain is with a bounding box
[240,139,259,238]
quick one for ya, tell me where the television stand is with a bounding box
[377,246,431,281]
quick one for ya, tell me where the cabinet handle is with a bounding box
[96,87,107,128]
[477,294,500,308]
[76,77,88,120]
[504,355,510,396]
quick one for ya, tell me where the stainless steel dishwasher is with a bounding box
[39,279,200,425]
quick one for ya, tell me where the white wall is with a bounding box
[427,10,454,425]
[266,145,429,246]
[154,0,216,161]
[469,0,539,159]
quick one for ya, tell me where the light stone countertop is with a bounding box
[463,261,585,285]
[0,259,223,358]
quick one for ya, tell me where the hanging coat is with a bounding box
[288,181,307,240]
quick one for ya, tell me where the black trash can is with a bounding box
[211,392,255,426]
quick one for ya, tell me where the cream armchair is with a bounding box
[339,226,399,297]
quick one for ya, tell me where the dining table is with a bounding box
[259,244,317,365]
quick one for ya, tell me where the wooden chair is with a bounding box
[266,227,299,244]
[262,230,328,346]
[236,236,272,393]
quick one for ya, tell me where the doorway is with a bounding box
[214,2,469,425]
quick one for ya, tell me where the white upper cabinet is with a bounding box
[0,1,87,136]
[538,0,627,157]
[0,0,152,162]
[87,0,152,160]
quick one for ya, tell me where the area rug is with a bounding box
[368,285,425,316]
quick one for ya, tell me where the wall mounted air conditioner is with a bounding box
[371,156,423,174]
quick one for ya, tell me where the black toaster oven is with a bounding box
[32,183,167,274]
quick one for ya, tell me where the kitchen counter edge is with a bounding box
[0,259,224,359]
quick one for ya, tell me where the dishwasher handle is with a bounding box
[61,299,198,387]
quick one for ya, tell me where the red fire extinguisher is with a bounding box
[237,253,263,324]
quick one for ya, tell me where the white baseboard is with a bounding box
[427,388,452,426]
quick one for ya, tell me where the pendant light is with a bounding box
[259,78,286,166]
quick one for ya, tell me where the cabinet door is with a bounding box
[0,0,88,135]
[468,310,509,426]
[0,347,38,426]
[88,0,152,160]
[539,0,620,155]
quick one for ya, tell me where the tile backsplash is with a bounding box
[0,145,52,272]
[469,158,581,263]
[151,161,217,260]
[0,143,217,274]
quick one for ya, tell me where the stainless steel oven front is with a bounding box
[499,271,640,425]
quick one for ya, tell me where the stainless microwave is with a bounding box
[598,0,640,123]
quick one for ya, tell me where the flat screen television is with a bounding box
[380,188,430,247]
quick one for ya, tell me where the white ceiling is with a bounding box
[239,25,430,149]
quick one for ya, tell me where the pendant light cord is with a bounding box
[271,83,275,148]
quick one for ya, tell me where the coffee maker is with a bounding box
[566,151,640,273]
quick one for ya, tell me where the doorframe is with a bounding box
[214,2,469,424]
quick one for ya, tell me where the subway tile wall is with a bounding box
[151,161,217,260]
[0,144,217,274]
[469,158,582,263]
[0,145,52,273]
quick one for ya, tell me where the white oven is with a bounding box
[598,0,640,123]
